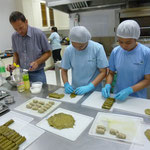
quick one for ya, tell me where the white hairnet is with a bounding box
[69,26,91,43]
[117,20,140,39]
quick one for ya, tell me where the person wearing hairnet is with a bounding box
[102,20,150,101]
[61,26,108,95]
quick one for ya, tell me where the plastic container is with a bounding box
[30,87,42,94]
[32,82,43,88]
[17,81,25,92]
[15,64,20,78]
[22,69,30,90]
[14,65,25,92]
[30,82,43,94]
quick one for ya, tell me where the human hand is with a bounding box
[102,84,111,98]
[75,83,95,95]
[114,87,133,101]
[6,64,15,72]
[64,82,74,94]
[29,61,38,71]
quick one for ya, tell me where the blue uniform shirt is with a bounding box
[12,25,51,71]
[61,40,108,91]
[49,32,61,51]
[109,43,150,98]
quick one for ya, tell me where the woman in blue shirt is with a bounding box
[61,26,108,95]
[49,27,62,63]
[102,20,150,101]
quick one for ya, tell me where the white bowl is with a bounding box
[30,87,42,94]
[32,82,43,88]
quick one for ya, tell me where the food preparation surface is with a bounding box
[81,91,150,117]
[0,111,33,123]
[1,84,147,150]
[81,91,114,111]
[36,108,94,141]
[129,122,150,150]
[113,96,150,117]
[47,88,83,104]
[15,97,61,118]
[89,112,143,144]
[0,114,44,150]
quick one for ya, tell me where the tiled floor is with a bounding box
[45,69,71,86]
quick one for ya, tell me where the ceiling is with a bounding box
[45,0,150,13]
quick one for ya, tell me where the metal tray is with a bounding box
[0,103,9,114]
[0,90,9,100]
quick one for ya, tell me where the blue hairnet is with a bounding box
[69,26,91,43]
[117,20,140,39]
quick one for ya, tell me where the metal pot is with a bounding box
[6,76,17,87]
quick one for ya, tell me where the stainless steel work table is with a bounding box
[0,83,143,150]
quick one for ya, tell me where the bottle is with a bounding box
[22,69,30,90]
[0,58,6,85]
[15,65,25,92]
[15,64,20,80]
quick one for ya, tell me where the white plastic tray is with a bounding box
[89,112,143,144]
[15,97,61,118]
[129,122,150,150]
[47,88,83,104]
[113,96,150,117]
[81,91,114,111]
[0,116,45,150]
[36,108,94,141]
[0,111,33,123]
[81,91,150,117]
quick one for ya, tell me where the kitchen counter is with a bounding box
[0,50,13,59]
[0,55,13,59]
[0,83,149,150]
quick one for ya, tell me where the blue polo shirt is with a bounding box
[109,43,150,98]
[12,25,51,71]
[61,40,108,91]
[49,32,61,51]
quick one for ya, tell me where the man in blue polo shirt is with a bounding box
[7,11,51,83]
